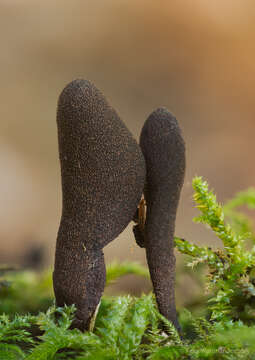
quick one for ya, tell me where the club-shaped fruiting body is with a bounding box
[138,108,185,332]
[53,79,146,330]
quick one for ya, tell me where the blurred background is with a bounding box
[0,0,255,305]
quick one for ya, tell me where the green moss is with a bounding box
[2,176,255,359]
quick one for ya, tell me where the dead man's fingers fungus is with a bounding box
[138,107,186,332]
[53,79,146,331]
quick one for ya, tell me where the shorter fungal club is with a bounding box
[53,79,185,332]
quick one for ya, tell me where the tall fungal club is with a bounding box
[134,108,185,332]
[53,79,146,331]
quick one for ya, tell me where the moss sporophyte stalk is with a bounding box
[53,79,185,332]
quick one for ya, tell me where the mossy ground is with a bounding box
[1,177,255,359]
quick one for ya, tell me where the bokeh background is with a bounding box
[1,0,255,304]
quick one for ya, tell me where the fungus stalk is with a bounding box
[53,79,145,331]
[134,108,185,332]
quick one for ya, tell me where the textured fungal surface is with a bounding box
[138,107,185,332]
[53,79,146,331]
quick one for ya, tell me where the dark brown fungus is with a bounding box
[53,79,146,331]
[137,107,185,332]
